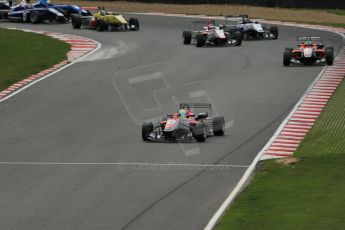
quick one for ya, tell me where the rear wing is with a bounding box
[80,6,100,14]
[180,103,212,109]
[225,14,249,21]
[81,6,99,11]
[191,19,216,30]
[225,14,248,19]
[192,19,216,25]
[297,36,322,42]
[180,103,213,116]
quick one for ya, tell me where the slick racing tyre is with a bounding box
[71,14,82,29]
[30,11,40,24]
[183,31,192,44]
[234,31,242,46]
[283,50,291,66]
[325,47,334,65]
[270,25,278,39]
[142,122,153,141]
[196,34,205,47]
[213,116,225,136]
[129,18,139,31]
[96,19,107,31]
[193,123,206,142]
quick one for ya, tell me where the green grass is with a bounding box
[216,80,345,230]
[326,9,345,16]
[0,28,69,91]
[295,20,345,28]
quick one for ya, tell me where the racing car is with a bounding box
[225,15,278,40]
[182,19,242,47]
[7,0,82,23]
[71,7,139,32]
[283,36,334,66]
[142,103,225,142]
[0,0,13,19]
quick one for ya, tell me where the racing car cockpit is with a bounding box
[305,40,313,47]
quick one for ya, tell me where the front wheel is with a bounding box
[325,47,334,65]
[213,116,225,136]
[196,34,205,47]
[183,31,192,45]
[193,123,206,142]
[142,122,153,141]
[270,25,278,39]
[283,50,291,66]
[30,11,40,24]
[71,14,82,29]
[129,18,139,31]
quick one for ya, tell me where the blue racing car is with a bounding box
[8,0,86,23]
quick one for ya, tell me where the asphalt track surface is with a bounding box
[0,15,344,230]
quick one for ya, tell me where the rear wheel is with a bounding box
[57,16,66,24]
[142,122,153,141]
[326,47,334,65]
[283,50,291,66]
[129,18,139,30]
[270,25,278,39]
[30,11,40,24]
[213,116,225,136]
[96,19,107,31]
[196,34,205,47]
[193,123,206,142]
[71,14,82,29]
[183,31,192,45]
[0,12,6,19]
[234,31,242,46]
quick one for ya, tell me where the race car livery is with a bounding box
[283,36,334,66]
[225,15,278,40]
[183,19,242,47]
[142,103,225,142]
[7,0,82,23]
[71,7,139,32]
[0,0,13,19]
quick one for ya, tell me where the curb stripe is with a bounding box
[0,29,100,100]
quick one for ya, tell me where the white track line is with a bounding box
[0,161,249,169]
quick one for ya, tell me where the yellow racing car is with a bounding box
[71,8,139,31]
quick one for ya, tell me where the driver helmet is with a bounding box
[179,109,187,118]
[243,18,251,24]
[100,10,106,16]
[305,40,313,46]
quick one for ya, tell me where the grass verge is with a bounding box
[0,28,69,91]
[58,1,345,27]
[216,80,345,230]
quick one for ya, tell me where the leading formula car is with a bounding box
[142,103,225,142]
[283,36,334,66]
[225,15,278,40]
[71,7,139,31]
[183,19,242,47]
